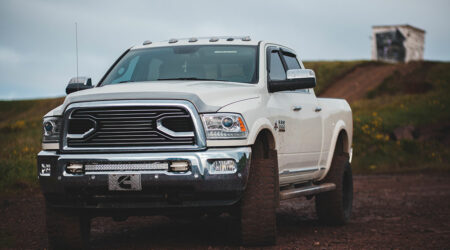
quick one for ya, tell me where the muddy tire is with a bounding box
[240,149,279,246]
[315,153,353,225]
[46,204,91,249]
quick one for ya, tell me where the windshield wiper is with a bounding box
[157,77,219,81]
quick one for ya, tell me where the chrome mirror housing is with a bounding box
[286,69,315,80]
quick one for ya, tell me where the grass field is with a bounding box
[348,61,450,173]
[0,61,448,192]
[0,98,63,191]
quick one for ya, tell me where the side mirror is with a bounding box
[66,77,93,94]
[268,69,316,93]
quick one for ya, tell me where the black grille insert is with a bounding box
[66,106,195,148]
[161,117,194,132]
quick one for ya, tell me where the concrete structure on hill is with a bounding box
[372,24,425,63]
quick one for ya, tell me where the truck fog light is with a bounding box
[169,161,190,172]
[40,163,51,176]
[210,160,237,174]
[66,163,84,174]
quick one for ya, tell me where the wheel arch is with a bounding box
[319,120,351,180]
[251,128,276,159]
[335,129,350,155]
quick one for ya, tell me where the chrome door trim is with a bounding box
[279,167,317,176]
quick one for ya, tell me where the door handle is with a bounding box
[292,106,302,111]
[315,107,322,112]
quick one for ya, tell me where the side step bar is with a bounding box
[280,183,336,200]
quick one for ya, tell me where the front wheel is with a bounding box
[239,149,279,246]
[315,153,353,225]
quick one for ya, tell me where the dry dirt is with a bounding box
[319,64,398,102]
[1,174,449,249]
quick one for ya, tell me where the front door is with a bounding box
[266,46,323,185]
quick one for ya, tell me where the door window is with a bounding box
[283,53,301,70]
[269,51,286,81]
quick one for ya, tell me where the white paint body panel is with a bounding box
[45,39,353,184]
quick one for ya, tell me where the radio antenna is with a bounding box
[75,22,79,79]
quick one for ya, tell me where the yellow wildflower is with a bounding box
[375,133,384,140]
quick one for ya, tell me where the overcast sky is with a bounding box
[1,0,449,100]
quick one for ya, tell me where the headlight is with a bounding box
[42,117,61,146]
[201,113,248,139]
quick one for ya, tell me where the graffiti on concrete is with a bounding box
[376,29,406,62]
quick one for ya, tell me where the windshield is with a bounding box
[101,45,258,85]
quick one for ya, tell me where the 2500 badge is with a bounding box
[274,120,286,132]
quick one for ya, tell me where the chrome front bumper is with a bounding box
[38,147,251,210]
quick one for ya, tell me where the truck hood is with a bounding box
[51,81,260,116]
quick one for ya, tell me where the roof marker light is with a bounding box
[226,37,234,41]
[209,37,219,42]
[242,36,251,41]
[169,38,178,43]
[188,37,198,42]
[142,40,152,45]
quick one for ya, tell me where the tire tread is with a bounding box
[315,152,353,225]
[240,149,278,246]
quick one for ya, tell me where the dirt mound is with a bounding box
[318,61,437,103]
[319,63,398,102]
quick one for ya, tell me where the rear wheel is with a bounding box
[315,153,353,225]
[46,204,91,249]
[239,147,279,246]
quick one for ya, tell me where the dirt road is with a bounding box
[1,174,449,249]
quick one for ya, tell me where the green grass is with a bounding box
[365,61,434,99]
[0,98,63,192]
[351,62,450,173]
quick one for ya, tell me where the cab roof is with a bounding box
[131,36,261,50]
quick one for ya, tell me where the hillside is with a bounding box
[319,62,398,102]
[0,61,449,191]
[305,60,450,173]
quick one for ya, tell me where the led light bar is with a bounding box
[84,162,169,172]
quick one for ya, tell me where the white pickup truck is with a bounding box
[38,36,353,248]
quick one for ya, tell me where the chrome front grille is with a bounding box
[62,100,206,152]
